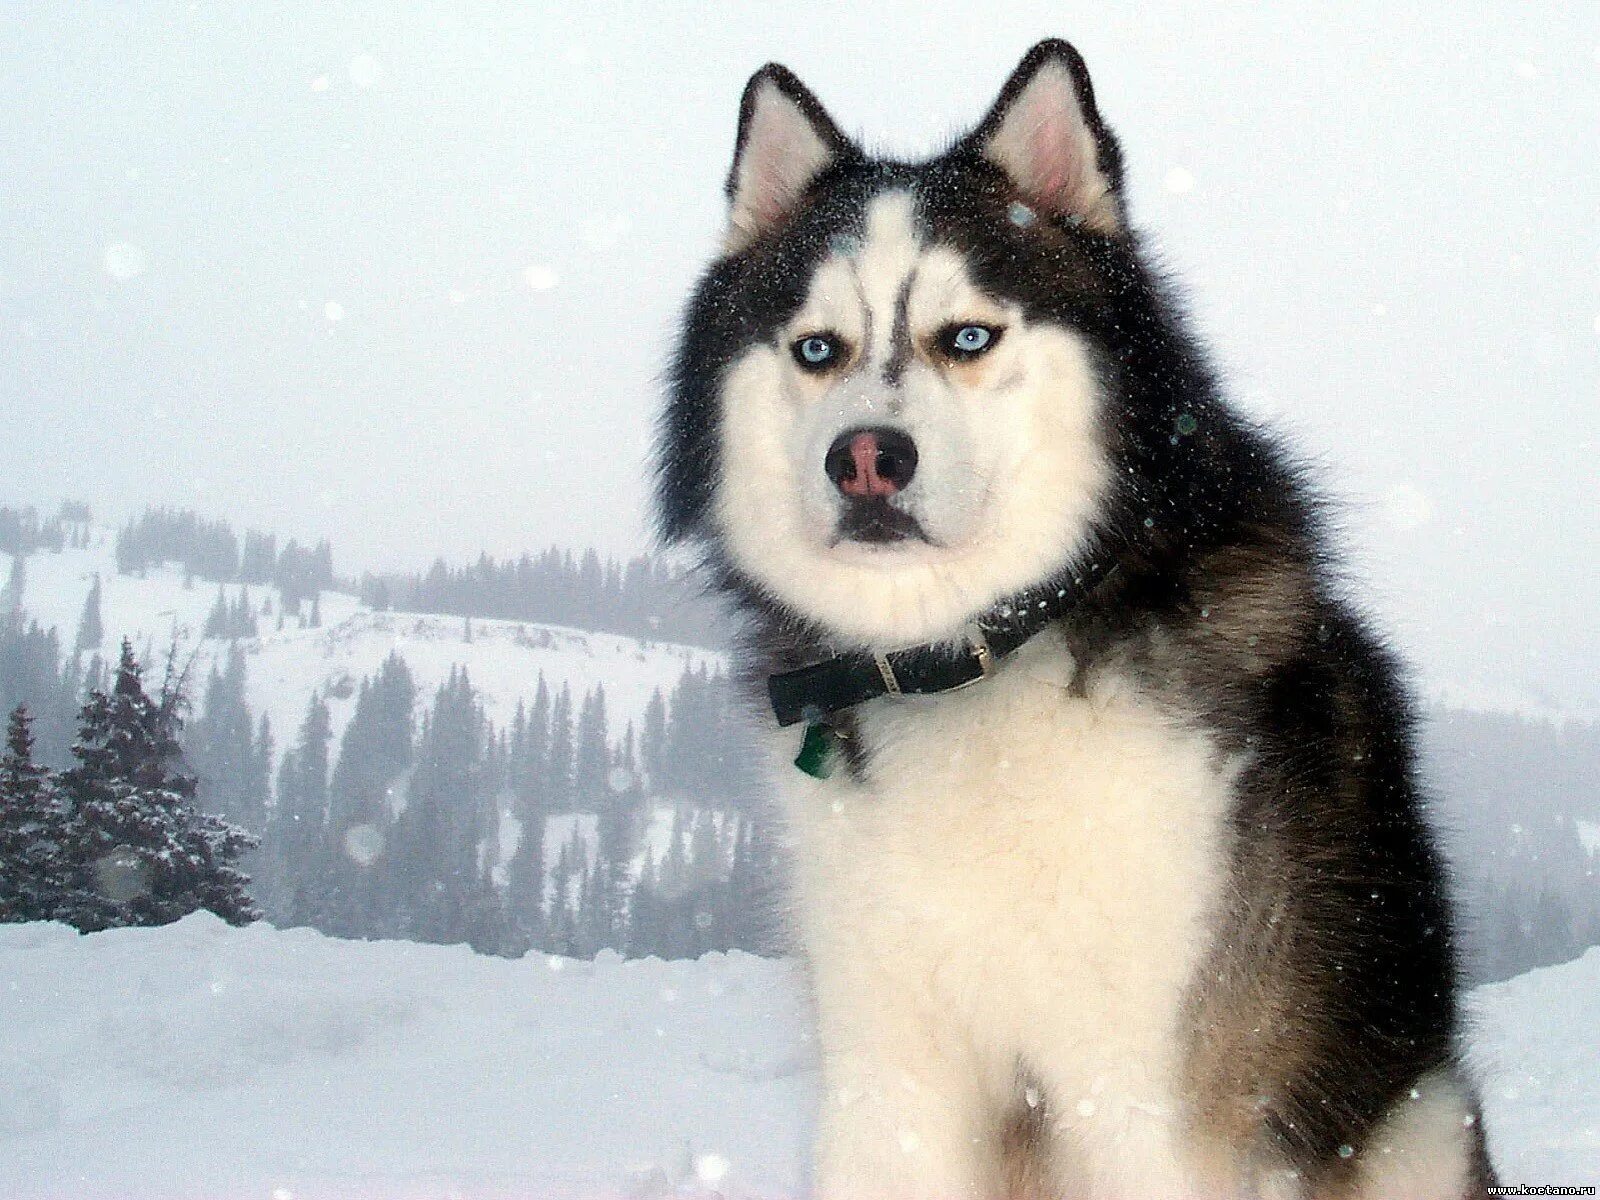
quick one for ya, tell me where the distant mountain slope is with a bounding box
[3,531,720,769]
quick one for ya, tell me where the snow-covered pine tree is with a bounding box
[55,641,258,932]
[0,705,68,922]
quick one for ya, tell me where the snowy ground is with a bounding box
[1,917,1595,1199]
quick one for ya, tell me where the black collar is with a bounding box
[767,558,1117,727]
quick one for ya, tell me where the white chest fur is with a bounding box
[770,630,1243,1196]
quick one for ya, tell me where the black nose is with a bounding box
[825,427,918,498]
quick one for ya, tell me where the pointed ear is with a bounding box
[972,40,1124,235]
[725,64,852,252]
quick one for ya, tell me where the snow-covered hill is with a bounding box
[3,532,720,766]
[0,914,1593,1199]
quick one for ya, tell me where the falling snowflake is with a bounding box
[1382,483,1434,531]
[103,242,148,280]
[578,215,631,251]
[694,1154,730,1185]
[349,53,382,89]
[1162,166,1195,195]
[324,301,345,322]
[343,823,383,866]
[525,265,559,291]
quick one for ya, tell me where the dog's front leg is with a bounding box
[812,1043,998,1200]
[809,1009,995,1200]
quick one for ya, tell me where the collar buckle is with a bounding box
[872,650,902,695]
[936,623,995,694]
[967,624,995,677]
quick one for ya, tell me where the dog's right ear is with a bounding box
[725,65,852,252]
[971,40,1125,235]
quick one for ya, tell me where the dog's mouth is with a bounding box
[828,498,933,547]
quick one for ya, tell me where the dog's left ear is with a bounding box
[971,40,1125,235]
[725,64,854,252]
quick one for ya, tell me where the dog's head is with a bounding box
[659,41,1178,649]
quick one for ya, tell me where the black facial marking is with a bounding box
[845,257,874,367]
[881,268,918,386]
[832,497,928,545]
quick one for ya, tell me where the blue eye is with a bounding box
[949,324,995,355]
[793,334,840,370]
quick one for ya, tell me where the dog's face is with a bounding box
[660,42,1138,649]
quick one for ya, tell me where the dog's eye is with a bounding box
[792,334,843,371]
[939,323,1002,359]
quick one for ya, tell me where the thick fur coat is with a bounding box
[655,39,1495,1199]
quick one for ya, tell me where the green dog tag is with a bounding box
[795,722,839,779]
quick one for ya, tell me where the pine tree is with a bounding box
[0,705,67,922]
[726,809,782,954]
[504,681,550,949]
[381,669,502,949]
[204,585,230,639]
[74,575,103,653]
[545,826,588,956]
[1,553,25,613]
[573,685,610,807]
[186,647,268,836]
[641,687,667,792]
[233,588,258,639]
[627,852,660,957]
[260,694,332,926]
[1,615,84,769]
[323,652,414,938]
[547,684,574,812]
[55,641,258,932]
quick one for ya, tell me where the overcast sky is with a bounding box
[1,3,1596,712]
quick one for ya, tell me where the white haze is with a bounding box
[0,3,1596,712]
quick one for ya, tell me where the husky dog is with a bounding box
[655,40,1496,1198]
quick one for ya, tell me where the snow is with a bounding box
[2,534,719,770]
[0,916,813,1200]
[1468,948,1600,1178]
[0,915,1594,1198]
